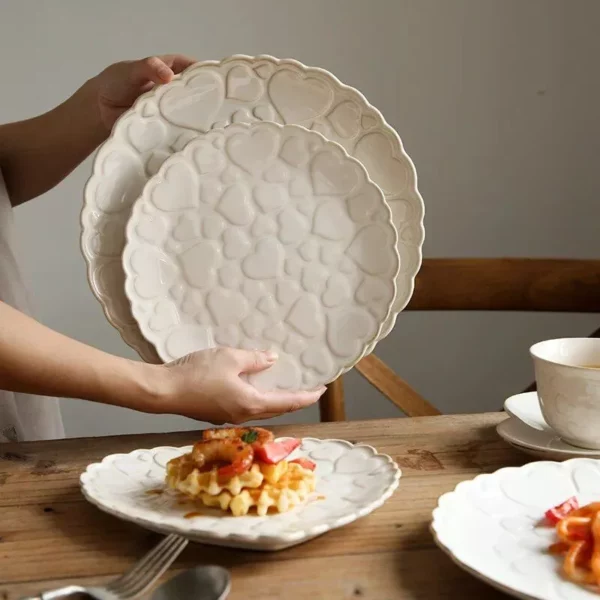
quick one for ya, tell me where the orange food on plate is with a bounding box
[546,497,600,586]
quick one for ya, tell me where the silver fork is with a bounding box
[22,534,189,600]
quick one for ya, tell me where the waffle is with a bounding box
[166,455,316,517]
[166,455,264,497]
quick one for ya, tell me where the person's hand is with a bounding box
[150,348,326,424]
[92,54,197,130]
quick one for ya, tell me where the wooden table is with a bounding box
[0,413,526,599]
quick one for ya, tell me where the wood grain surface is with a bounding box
[0,414,524,599]
[407,258,600,312]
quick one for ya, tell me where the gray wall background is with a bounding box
[0,0,598,437]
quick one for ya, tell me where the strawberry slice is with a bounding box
[255,438,301,464]
[545,496,579,524]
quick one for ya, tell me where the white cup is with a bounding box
[530,338,600,449]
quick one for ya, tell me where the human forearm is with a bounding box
[0,301,161,410]
[0,79,106,205]
[0,301,324,424]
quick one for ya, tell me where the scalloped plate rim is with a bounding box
[430,458,600,600]
[80,53,425,363]
[80,437,401,550]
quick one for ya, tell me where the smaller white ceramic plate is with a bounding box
[123,122,400,391]
[432,458,600,600]
[80,438,400,551]
[499,393,600,459]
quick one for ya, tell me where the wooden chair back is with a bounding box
[320,258,600,421]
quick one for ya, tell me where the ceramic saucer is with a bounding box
[497,392,600,459]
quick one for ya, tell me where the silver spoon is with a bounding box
[151,566,231,600]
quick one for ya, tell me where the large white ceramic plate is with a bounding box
[432,458,600,600]
[81,54,425,363]
[122,122,399,390]
[80,438,401,551]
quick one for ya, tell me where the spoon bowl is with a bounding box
[151,565,231,600]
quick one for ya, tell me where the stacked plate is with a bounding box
[498,392,600,461]
[81,55,425,390]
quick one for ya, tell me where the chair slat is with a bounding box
[354,354,440,417]
[408,258,600,312]
[319,379,346,422]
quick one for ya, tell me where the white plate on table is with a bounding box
[432,458,600,599]
[122,122,400,390]
[80,438,401,551]
[81,54,425,363]
[498,393,600,460]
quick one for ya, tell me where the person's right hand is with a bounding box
[149,347,325,424]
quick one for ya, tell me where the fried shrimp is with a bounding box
[191,439,254,482]
[202,427,274,447]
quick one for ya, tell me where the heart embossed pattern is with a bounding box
[432,459,600,600]
[82,55,424,363]
[123,123,400,391]
[81,439,401,550]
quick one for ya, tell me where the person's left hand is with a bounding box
[93,54,197,130]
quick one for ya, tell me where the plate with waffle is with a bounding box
[80,427,401,550]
